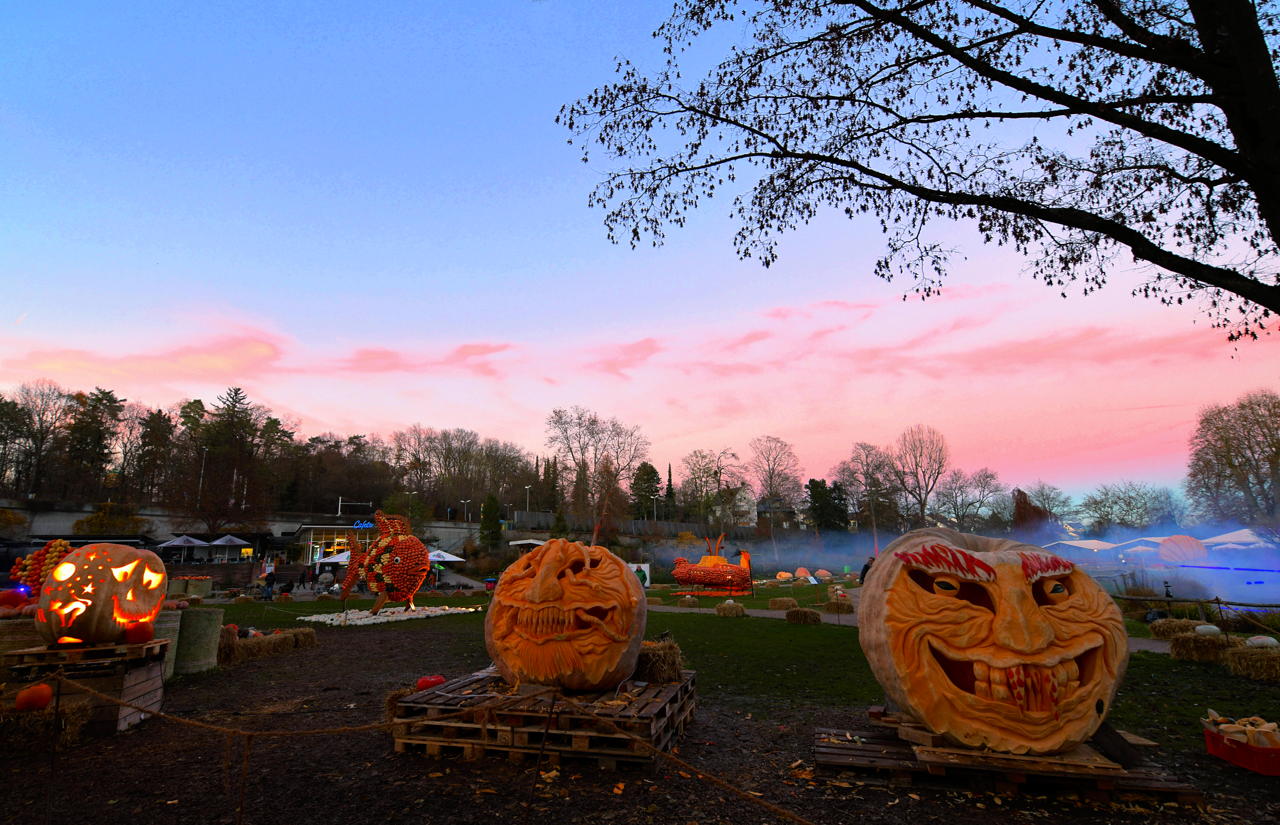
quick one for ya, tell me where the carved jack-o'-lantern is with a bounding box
[858,529,1127,754]
[485,539,646,691]
[35,544,167,645]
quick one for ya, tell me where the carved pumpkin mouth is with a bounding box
[929,641,1101,714]
[510,604,626,643]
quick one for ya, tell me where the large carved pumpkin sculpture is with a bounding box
[485,539,646,691]
[858,528,1127,754]
[35,543,167,645]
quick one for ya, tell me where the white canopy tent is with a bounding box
[209,534,251,563]
[429,549,465,562]
[156,535,210,564]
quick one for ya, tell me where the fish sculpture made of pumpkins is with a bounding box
[485,539,646,691]
[35,543,167,645]
[858,528,1127,755]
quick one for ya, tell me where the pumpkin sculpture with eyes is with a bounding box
[485,539,646,691]
[858,528,1127,755]
[34,543,167,645]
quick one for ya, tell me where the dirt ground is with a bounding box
[3,619,1277,825]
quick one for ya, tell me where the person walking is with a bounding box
[262,569,276,601]
[859,556,874,584]
[298,566,309,591]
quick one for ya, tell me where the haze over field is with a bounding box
[2,3,1276,495]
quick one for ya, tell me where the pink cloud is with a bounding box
[336,342,514,377]
[722,330,772,352]
[2,335,288,382]
[585,338,663,379]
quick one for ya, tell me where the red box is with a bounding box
[1204,727,1280,776]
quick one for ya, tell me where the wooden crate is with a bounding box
[813,725,1201,805]
[4,640,168,735]
[393,668,696,768]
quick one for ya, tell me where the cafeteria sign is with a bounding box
[352,520,374,529]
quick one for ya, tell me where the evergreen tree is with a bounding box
[630,461,661,519]
[570,462,590,523]
[60,388,125,501]
[478,493,503,551]
[550,508,569,538]
[829,481,850,532]
[541,457,561,512]
[664,463,676,520]
[804,479,846,532]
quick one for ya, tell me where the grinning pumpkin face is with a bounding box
[858,529,1127,754]
[485,539,646,691]
[35,543,167,645]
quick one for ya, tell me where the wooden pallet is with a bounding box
[3,641,168,735]
[813,725,1201,804]
[393,668,697,768]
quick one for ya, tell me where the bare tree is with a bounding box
[1080,480,1164,533]
[934,467,1007,532]
[1025,480,1077,521]
[563,1,1280,339]
[14,379,70,498]
[831,441,902,533]
[891,425,950,527]
[747,435,804,506]
[545,406,650,500]
[679,447,745,525]
[1186,389,1280,524]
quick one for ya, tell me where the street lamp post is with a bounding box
[196,447,209,509]
[650,495,659,521]
[460,499,471,522]
[524,485,531,516]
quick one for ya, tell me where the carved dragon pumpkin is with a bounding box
[35,544,167,645]
[485,539,646,691]
[858,528,1127,754]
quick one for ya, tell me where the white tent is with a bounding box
[428,549,465,562]
[156,535,210,564]
[317,550,351,567]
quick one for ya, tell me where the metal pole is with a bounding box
[196,447,208,508]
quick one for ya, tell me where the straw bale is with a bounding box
[635,639,684,683]
[768,597,799,610]
[385,687,414,723]
[1169,632,1244,663]
[288,627,318,649]
[715,601,746,618]
[823,599,854,614]
[786,608,822,625]
[1222,648,1280,683]
[234,595,255,604]
[217,624,239,665]
[676,596,699,608]
[315,593,336,601]
[0,695,92,749]
[763,581,779,589]
[275,593,293,603]
[646,597,664,606]
[1149,618,1202,640]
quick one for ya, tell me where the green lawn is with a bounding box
[647,582,847,610]
[211,599,1280,762]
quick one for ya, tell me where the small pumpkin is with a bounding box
[485,538,646,691]
[858,528,1127,755]
[35,543,167,645]
[15,683,54,711]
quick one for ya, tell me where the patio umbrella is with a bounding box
[428,549,465,562]
[156,535,210,564]
[210,534,250,562]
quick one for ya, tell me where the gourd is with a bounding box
[857,528,1127,754]
[485,539,646,691]
[34,544,167,645]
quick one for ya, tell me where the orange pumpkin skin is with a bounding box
[858,529,1127,755]
[35,544,167,645]
[485,539,646,691]
[15,683,54,711]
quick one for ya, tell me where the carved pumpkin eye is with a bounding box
[907,569,995,610]
[53,562,77,582]
[1037,577,1071,606]
[142,567,164,589]
[932,575,961,596]
[111,560,140,582]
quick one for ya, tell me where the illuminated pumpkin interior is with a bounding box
[858,528,1127,755]
[35,544,168,645]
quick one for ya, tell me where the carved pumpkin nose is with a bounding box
[992,585,1055,654]
[527,547,565,603]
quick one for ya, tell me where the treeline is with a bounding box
[0,381,1275,540]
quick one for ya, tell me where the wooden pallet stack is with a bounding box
[4,640,168,735]
[813,707,1201,805]
[393,667,697,769]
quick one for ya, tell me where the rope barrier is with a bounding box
[13,668,826,825]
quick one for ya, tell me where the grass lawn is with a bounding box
[647,582,846,610]
[216,592,490,630]
[212,600,1280,762]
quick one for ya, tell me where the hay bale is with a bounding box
[635,640,684,683]
[769,597,799,610]
[1149,618,1201,639]
[1169,632,1244,662]
[715,601,746,618]
[217,625,238,665]
[385,687,414,723]
[763,581,779,589]
[646,597,664,606]
[676,596,699,608]
[288,627,318,649]
[0,696,92,749]
[786,608,822,625]
[275,592,293,603]
[1223,648,1280,683]
[234,595,255,604]
[823,599,854,614]
[315,593,336,601]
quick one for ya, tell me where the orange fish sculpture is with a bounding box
[671,534,752,596]
[340,511,430,614]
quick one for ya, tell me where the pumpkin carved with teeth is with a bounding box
[858,528,1127,754]
[485,539,646,691]
[34,543,167,645]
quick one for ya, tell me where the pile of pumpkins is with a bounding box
[0,587,39,619]
[1204,709,1280,747]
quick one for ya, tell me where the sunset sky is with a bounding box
[2,2,1276,499]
